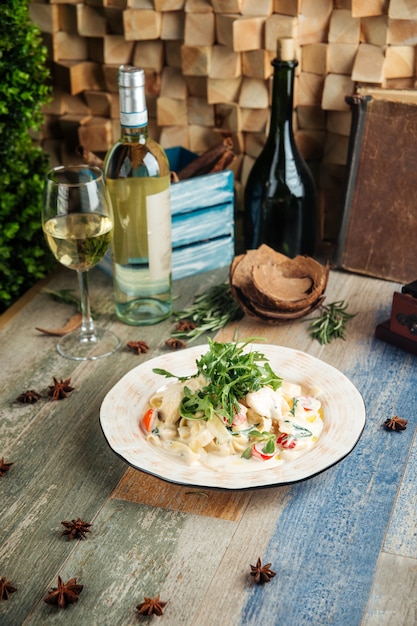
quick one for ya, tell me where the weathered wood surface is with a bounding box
[0,266,416,625]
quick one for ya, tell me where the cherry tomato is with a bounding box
[251,442,275,460]
[141,408,158,434]
[277,433,297,449]
[232,404,247,426]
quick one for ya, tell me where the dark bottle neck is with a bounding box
[268,58,298,142]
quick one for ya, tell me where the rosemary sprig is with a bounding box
[171,282,244,343]
[42,289,97,317]
[308,300,356,345]
[42,289,82,311]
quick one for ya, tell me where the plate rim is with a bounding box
[99,343,366,490]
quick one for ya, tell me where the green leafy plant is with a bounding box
[0,0,54,313]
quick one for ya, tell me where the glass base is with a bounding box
[57,327,121,361]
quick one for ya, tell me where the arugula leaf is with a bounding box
[290,397,299,416]
[241,430,276,458]
[153,338,282,425]
[283,420,312,438]
[179,387,217,421]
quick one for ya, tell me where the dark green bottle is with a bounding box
[244,38,317,257]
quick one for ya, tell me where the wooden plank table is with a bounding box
[0,265,416,625]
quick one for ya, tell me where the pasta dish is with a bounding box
[140,339,324,472]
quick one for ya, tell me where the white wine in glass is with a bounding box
[42,164,121,360]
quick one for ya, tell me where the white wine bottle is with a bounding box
[104,65,172,325]
[244,38,317,257]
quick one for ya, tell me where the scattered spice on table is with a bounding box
[165,337,187,350]
[0,458,14,477]
[48,377,75,401]
[250,557,276,584]
[127,340,149,354]
[0,576,17,601]
[308,300,356,345]
[175,320,197,333]
[44,576,83,608]
[61,518,92,541]
[16,390,42,404]
[136,595,167,616]
[384,416,408,431]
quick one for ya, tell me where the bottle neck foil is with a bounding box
[118,66,148,130]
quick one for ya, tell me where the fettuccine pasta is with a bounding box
[140,341,324,472]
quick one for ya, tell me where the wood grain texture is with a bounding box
[362,552,417,625]
[111,467,251,521]
[1,265,416,626]
[382,428,417,559]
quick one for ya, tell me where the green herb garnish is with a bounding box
[153,338,282,425]
[289,397,299,416]
[171,282,244,343]
[282,421,312,438]
[308,300,356,345]
[241,430,276,459]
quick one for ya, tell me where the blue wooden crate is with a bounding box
[99,147,235,280]
[167,147,235,279]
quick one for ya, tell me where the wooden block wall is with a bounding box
[30,0,417,244]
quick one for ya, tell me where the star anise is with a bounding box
[0,458,13,477]
[127,340,149,354]
[48,377,75,401]
[44,576,83,608]
[176,319,197,332]
[136,595,167,616]
[61,518,92,541]
[16,389,42,404]
[250,557,276,584]
[165,337,187,350]
[0,576,17,601]
[384,416,408,431]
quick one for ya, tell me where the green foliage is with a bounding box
[0,0,55,313]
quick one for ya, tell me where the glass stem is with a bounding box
[77,270,96,340]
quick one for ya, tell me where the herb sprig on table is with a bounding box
[42,288,82,310]
[307,300,356,345]
[42,288,103,317]
[154,338,282,425]
[171,282,244,343]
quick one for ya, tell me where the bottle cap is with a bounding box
[277,38,295,62]
[118,65,147,127]
[118,65,145,88]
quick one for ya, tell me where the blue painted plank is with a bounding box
[172,236,235,280]
[171,202,234,248]
[240,339,417,626]
[383,427,417,558]
[170,169,234,215]
[166,146,235,215]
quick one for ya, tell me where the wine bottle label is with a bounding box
[120,110,148,128]
[146,187,172,281]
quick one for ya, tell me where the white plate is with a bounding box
[100,344,366,490]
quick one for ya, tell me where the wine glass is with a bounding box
[42,164,121,360]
